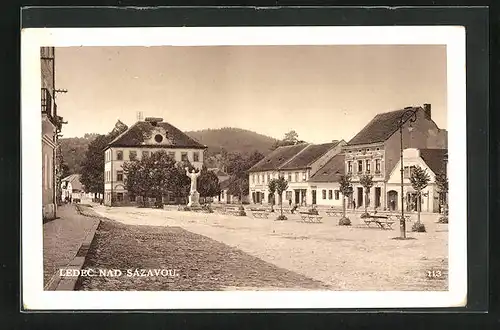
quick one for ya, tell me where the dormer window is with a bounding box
[154,134,163,143]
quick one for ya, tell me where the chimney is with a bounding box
[145,117,163,126]
[423,104,431,119]
[145,117,163,122]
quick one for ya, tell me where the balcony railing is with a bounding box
[40,47,55,59]
[41,88,53,117]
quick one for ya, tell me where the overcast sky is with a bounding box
[54,45,447,143]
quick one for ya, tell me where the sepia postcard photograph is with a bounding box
[21,25,467,310]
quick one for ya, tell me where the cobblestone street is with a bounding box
[81,204,448,291]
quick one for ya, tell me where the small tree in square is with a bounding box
[435,171,449,222]
[339,174,353,225]
[274,176,289,220]
[267,178,277,212]
[410,166,431,230]
[197,165,221,203]
[359,174,374,217]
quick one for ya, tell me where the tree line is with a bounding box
[123,151,220,206]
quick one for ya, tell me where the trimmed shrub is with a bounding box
[238,210,247,216]
[411,222,426,232]
[438,216,448,224]
[238,205,245,211]
[338,217,351,226]
[183,206,191,212]
[276,214,287,221]
[202,204,214,213]
[360,212,370,218]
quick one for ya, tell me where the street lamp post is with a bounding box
[398,109,418,239]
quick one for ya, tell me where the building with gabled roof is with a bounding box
[248,140,346,206]
[386,148,448,213]
[307,154,347,208]
[343,103,447,211]
[61,174,83,202]
[103,117,207,206]
[208,167,230,183]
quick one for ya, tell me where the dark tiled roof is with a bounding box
[348,107,422,146]
[62,174,83,191]
[220,178,232,189]
[248,143,309,172]
[108,121,206,149]
[419,148,447,175]
[279,142,340,170]
[208,168,229,177]
[308,154,345,183]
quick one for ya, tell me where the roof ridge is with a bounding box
[108,121,138,146]
[278,143,312,169]
[307,140,343,165]
[348,107,424,146]
[308,153,345,182]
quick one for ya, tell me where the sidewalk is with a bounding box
[43,204,100,290]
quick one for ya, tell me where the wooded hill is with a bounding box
[60,127,277,175]
[185,127,277,156]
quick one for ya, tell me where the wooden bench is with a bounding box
[363,215,395,230]
[299,212,323,223]
[226,208,241,216]
[252,211,269,219]
[326,209,343,217]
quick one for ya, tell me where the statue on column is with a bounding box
[185,167,201,207]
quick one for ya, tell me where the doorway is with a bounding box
[295,190,300,205]
[357,187,363,208]
[387,190,398,211]
[375,187,381,208]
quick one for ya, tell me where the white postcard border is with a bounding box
[21,26,467,310]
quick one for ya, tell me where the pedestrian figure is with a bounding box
[352,199,356,209]
[288,198,292,206]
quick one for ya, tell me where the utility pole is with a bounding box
[137,111,144,121]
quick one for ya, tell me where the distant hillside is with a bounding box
[185,127,277,156]
[60,127,277,175]
[60,134,98,175]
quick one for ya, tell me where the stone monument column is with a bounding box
[185,168,201,207]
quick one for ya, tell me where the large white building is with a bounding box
[103,117,206,206]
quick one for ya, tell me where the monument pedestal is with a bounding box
[188,191,200,207]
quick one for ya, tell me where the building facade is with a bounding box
[308,153,346,208]
[61,174,83,202]
[103,117,206,206]
[248,140,346,207]
[386,148,448,213]
[41,47,64,220]
[343,104,447,212]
